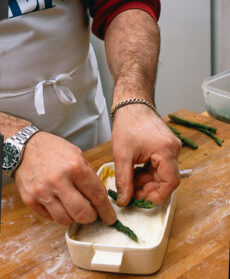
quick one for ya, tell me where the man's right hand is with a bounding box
[15,132,117,226]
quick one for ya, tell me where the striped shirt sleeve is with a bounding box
[88,0,161,39]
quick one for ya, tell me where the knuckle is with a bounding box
[175,137,182,152]
[176,137,182,148]
[76,148,83,157]
[23,196,36,207]
[29,183,53,204]
[71,146,83,156]
[38,195,53,205]
[168,176,180,190]
[116,177,128,189]
[46,173,63,189]
[91,190,107,207]
[74,208,94,224]
[58,216,73,226]
[157,189,170,203]
[147,193,163,205]
[163,136,181,157]
[31,183,45,197]
[44,174,57,186]
[163,138,175,152]
[68,158,85,177]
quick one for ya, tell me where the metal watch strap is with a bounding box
[10,125,40,146]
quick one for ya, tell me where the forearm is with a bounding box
[104,9,160,106]
[0,112,31,139]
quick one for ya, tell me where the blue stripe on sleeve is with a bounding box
[9,0,22,18]
[9,0,55,19]
[45,0,55,9]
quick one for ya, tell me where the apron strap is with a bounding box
[34,73,76,115]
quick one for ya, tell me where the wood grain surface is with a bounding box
[1,110,229,279]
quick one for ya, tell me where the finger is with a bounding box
[134,170,153,189]
[145,181,174,204]
[134,166,161,199]
[72,161,117,225]
[134,181,163,203]
[30,203,53,220]
[135,156,180,204]
[18,186,53,220]
[151,153,180,186]
[114,155,134,207]
[16,178,73,225]
[56,180,98,224]
[134,162,160,189]
[42,196,74,226]
[135,180,177,204]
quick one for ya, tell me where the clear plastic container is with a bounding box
[202,70,230,123]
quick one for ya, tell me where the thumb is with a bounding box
[114,157,134,207]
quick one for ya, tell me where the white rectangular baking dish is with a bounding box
[65,162,178,275]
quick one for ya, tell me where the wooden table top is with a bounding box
[1,110,229,279]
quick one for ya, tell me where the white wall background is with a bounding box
[212,0,230,74]
[90,29,114,112]
[91,0,211,117]
[155,0,210,116]
[221,1,230,72]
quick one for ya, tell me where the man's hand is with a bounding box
[15,132,116,226]
[112,104,182,206]
[104,9,181,205]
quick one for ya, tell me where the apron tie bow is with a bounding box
[34,73,76,115]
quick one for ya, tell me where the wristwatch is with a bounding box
[2,125,39,177]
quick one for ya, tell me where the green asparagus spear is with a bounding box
[168,114,217,134]
[168,125,198,150]
[179,135,198,149]
[111,220,138,242]
[108,189,118,201]
[108,189,155,209]
[168,125,181,136]
[131,198,155,208]
[198,128,223,146]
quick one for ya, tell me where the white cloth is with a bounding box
[0,0,111,149]
[34,72,76,115]
[0,0,111,185]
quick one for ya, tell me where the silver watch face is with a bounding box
[2,142,20,172]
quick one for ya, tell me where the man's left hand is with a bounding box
[112,103,182,207]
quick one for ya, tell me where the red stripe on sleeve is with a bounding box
[89,1,161,40]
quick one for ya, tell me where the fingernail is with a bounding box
[117,194,126,206]
[108,216,117,226]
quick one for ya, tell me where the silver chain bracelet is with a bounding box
[110,98,157,120]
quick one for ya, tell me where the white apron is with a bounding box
[0,0,111,151]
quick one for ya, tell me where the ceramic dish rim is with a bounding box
[65,161,176,251]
